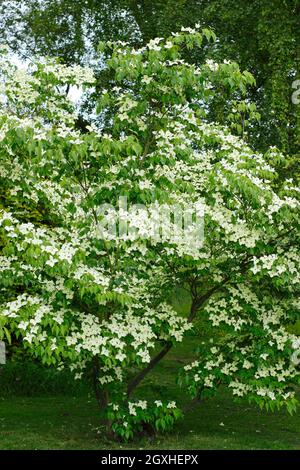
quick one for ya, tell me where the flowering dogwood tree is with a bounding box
[0,26,300,440]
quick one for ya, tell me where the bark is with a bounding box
[127,341,173,398]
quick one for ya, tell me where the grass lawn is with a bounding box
[0,337,300,450]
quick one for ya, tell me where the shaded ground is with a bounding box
[0,337,299,450]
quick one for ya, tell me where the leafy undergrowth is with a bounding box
[0,337,300,450]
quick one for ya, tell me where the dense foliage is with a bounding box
[1,1,299,155]
[0,28,300,440]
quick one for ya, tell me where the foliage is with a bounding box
[0,28,300,441]
[0,314,11,344]
[107,400,183,440]
[0,0,299,155]
[0,361,88,396]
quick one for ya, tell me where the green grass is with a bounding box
[0,336,300,450]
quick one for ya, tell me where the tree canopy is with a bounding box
[1,0,299,155]
[1,28,300,439]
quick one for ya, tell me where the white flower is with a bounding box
[260,353,269,360]
[167,401,176,409]
[205,59,219,71]
[141,75,153,84]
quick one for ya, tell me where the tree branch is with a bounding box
[127,341,172,398]
[127,279,229,398]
